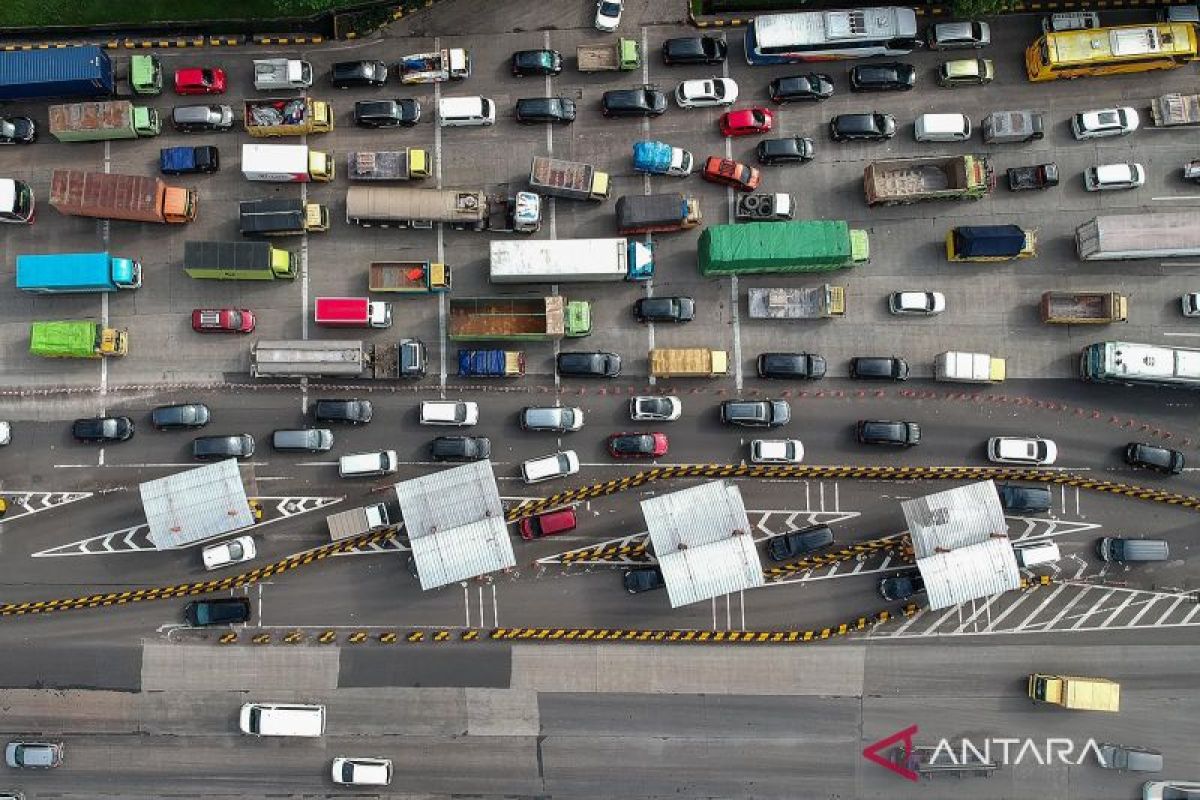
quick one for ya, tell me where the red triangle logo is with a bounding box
[862,724,920,782]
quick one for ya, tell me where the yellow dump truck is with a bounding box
[1028,674,1120,712]
[649,348,728,378]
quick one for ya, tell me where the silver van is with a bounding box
[519,406,584,432]
[981,111,1044,144]
[521,450,580,484]
[339,450,398,478]
[915,113,971,142]
[172,104,234,133]
[239,703,325,737]
[271,428,333,453]
[438,96,495,127]
[1096,537,1169,563]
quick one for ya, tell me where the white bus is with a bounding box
[745,7,919,65]
[1080,341,1200,389]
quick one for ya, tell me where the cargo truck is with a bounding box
[699,221,870,276]
[1040,291,1128,324]
[448,296,591,341]
[326,503,389,541]
[577,38,641,71]
[0,178,35,225]
[49,101,160,142]
[735,193,794,222]
[529,157,609,201]
[0,47,114,101]
[29,320,127,358]
[346,149,430,181]
[252,59,314,91]
[239,198,329,236]
[649,348,729,378]
[1075,212,1200,260]
[243,96,333,137]
[241,144,334,183]
[747,286,845,319]
[314,297,392,328]
[615,193,701,235]
[1028,674,1119,712]
[398,48,470,83]
[250,339,426,379]
[346,187,540,232]
[368,260,451,293]
[159,146,219,175]
[183,241,296,281]
[49,169,196,224]
[458,349,526,378]
[933,351,1006,383]
[632,140,693,177]
[16,252,141,294]
[1149,92,1200,127]
[945,225,1037,261]
[490,238,654,282]
[864,155,994,207]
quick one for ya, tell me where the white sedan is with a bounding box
[1070,106,1138,140]
[987,437,1057,466]
[629,396,682,421]
[888,291,945,316]
[594,0,622,31]
[675,78,739,108]
[201,535,257,571]
[1183,292,1200,317]
[750,439,804,464]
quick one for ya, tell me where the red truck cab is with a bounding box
[174,68,227,95]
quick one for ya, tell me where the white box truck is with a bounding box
[934,351,1006,383]
[241,143,334,183]
[326,503,389,541]
[489,238,654,283]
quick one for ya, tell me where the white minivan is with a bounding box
[239,703,325,737]
[438,96,495,127]
[521,450,580,484]
[339,450,399,478]
[914,112,971,142]
[331,756,393,786]
[419,400,479,426]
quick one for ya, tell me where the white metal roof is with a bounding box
[641,481,764,608]
[395,460,514,590]
[918,538,1021,610]
[140,460,254,550]
[902,480,1007,559]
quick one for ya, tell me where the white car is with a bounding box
[987,436,1057,466]
[201,535,257,570]
[629,396,682,421]
[674,78,738,108]
[594,0,623,31]
[331,756,393,786]
[1144,782,1200,800]
[750,439,804,464]
[1084,163,1144,192]
[1070,107,1138,140]
[1183,293,1200,317]
[888,291,945,316]
[0,421,9,446]
[419,400,479,426]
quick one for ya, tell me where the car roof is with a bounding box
[836,114,881,132]
[935,21,976,37]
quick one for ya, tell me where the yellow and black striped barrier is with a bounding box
[559,540,650,563]
[253,34,324,45]
[764,533,912,580]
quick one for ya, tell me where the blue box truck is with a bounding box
[0,47,114,102]
[16,252,141,293]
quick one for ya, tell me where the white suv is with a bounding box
[1084,163,1144,192]
[1070,107,1138,140]
[987,437,1057,465]
[674,78,738,108]
[750,439,804,464]
[419,400,479,426]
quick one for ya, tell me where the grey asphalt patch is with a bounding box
[0,643,141,690]
[338,644,513,688]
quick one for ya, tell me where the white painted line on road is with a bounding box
[1014,582,1068,631]
[1163,331,1200,337]
[721,58,742,393]
[56,461,269,469]
[982,584,1037,631]
[1126,595,1167,628]
[300,178,310,341]
[1069,588,1115,630]
[1152,195,1200,201]
[1165,262,1200,267]
[434,38,447,396]
[641,24,656,386]
[1097,591,1136,628]
[462,584,472,628]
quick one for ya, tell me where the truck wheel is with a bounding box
[742,194,762,210]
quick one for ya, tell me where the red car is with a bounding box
[607,432,669,459]
[174,67,227,95]
[702,156,761,192]
[191,308,255,334]
[519,508,577,541]
[719,107,774,137]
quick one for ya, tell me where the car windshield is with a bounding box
[227,311,243,328]
[615,436,651,453]
[226,542,244,560]
[600,1,621,13]
[640,399,669,416]
[713,81,726,99]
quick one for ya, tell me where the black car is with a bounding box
[353,99,420,128]
[879,571,926,602]
[766,524,834,562]
[623,566,666,594]
[331,60,387,88]
[1124,442,1185,474]
[633,296,694,323]
[830,112,897,142]
[719,399,791,427]
[557,351,622,378]
[184,597,251,626]
[601,87,667,118]
[848,62,916,92]
[151,403,211,430]
[0,115,36,144]
[768,74,833,103]
[515,97,576,125]
[757,352,826,380]
[192,434,255,460]
[662,36,727,65]
[856,420,920,446]
[511,49,563,76]
[996,483,1052,513]
[849,356,909,381]
[756,137,814,165]
[429,436,492,462]
[312,398,373,424]
[72,416,134,443]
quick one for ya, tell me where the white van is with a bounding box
[239,703,325,737]
[338,450,399,478]
[331,756,393,786]
[914,113,971,142]
[1015,541,1060,568]
[419,400,479,426]
[438,96,495,127]
[521,450,580,484]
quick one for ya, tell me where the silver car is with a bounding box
[629,396,682,422]
[926,20,991,49]
[1096,743,1162,772]
[5,741,63,769]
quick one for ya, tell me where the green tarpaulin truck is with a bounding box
[29,320,128,358]
[184,241,296,281]
[698,221,869,276]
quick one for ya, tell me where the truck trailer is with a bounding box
[0,46,115,101]
[239,198,329,236]
[649,348,729,378]
[1028,674,1119,712]
[50,169,196,224]
[615,193,701,234]
[49,100,160,142]
[16,252,141,294]
[29,320,127,358]
[448,296,591,340]
[184,241,296,281]
[326,503,389,541]
[346,187,540,232]
[1075,212,1200,260]
[241,144,334,182]
[945,225,1037,261]
[346,149,430,181]
[243,96,333,137]
[529,157,609,201]
[314,297,392,328]
[252,59,314,91]
[933,351,1006,383]
[631,140,693,177]
[1149,92,1200,127]
[1040,291,1128,324]
[368,261,451,293]
[250,339,426,379]
[699,221,870,276]
[864,155,994,206]
[577,39,640,71]
[458,349,526,377]
[747,286,845,319]
[398,48,470,83]
[490,238,654,283]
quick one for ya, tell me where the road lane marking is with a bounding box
[434,37,447,396]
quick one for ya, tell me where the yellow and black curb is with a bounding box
[559,541,649,563]
[765,534,912,580]
[253,34,324,45]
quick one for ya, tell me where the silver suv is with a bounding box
[519,406,584,432]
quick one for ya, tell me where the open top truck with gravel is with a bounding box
[864,155,994,207]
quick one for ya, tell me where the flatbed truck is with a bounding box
[632,140,693,176]
[49,169,196,224]
[864,155,994,207]
[49,100,160,141]
[252,59,313,91]
[735,193,794,221]
[239,198,329,236]
[491,238,654,283]
[529,157,609,201]
[250,339,427,379]
[615,193,701,234]
[934,351,1006,383]
[576,39,640,71]
[243,96,332,137]
[699,221,869,276]
[1075,212,1200,260]
[29,320,127,358]
[398,48,470,83]
[346,149,429,181]
[1149,92,1200,127]
[184,241,296,281]
[946,225,1037,261]
[747,286,845,319]
[448,296,591,340]
[368,261,451,293]
[17,252,141,293]
[326,503,389,541]
[1040,291,1128,324]
[649,348,728,378]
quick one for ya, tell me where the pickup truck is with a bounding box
[346,149,429,181]
[615,193,701,234]
[458,349,526,378]
[1007,163,1059,191]
[632,140,693,177]
[1040,291,1128,324]
[735,193,794,221]
[748,286,845,319]
[649,348,728,378]
[368,260,451,293]
[577,39,640,71]
[252,59,313,91]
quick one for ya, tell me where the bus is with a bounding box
[745,7,919,66]
[1026,23,1198,81]
[1080,341,1200,389]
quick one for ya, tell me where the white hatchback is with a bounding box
[594,0,622,31]
[331,757,392,786]
[889,291,945,315]
[750,439,804,464]
[629,396,682,421]
[201,535,257,571]
[1182,292,1200,317]
[1084,163,1144,192]
[674,78,738,108]
[987,436,1057,465]
[1070,107,1138,140]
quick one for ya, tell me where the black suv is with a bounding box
[848,62,916,92]
[756,137,814,165]
[830,113,896,142]
[557,351,622,378]
[511,49,562,76]
[768,74,833,103]
[312,398,373,424]
[331,60,387,88]
[184,597,251,626]
[601,87,667,118]
[192,434,255,460]
[757,352,826,380]
[515,97,576,125]
[849,356,909,381]
[623,567,666,594]
[856,419,920,446]
[151,403,211,430]
[72,416,134,443]
[996,483,1052,513]
[429,436,492,462]
[766,524,834,562]
[633,296,694,323]
[0,115,36,144]
[354,99,420,128]
[879,571,925,602]
[662,36,727,65]
[1124,442,1185,474]
[719,399,790,427]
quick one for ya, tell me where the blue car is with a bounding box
[160,145,219,175]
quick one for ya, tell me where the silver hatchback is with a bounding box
[5,741,63,769]
[926,20,991,49]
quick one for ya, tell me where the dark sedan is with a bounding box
[353,99,420,128]
[184,597,251,626]
[661,36,727,65]
[1124,442,1185,474]
[429,436,492,462]
[601,87,667,118]
[756,136,814,165]
[766,525,834,562]
[830,112,896,142]
[633,296,694,323]
[849,62,916,92]
[623,566,666,593]
[557,351,622,378]
[880,571,926,602]
[768,73,833,103]
[757,352,826,380]
[72,416,134,443]
[151,403,211,430]
[515,97,576,124]
[511,49,563,76]
[996,483,1052,513]
[607,432,668,459]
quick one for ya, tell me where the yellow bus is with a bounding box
[1026,23,1197,81]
